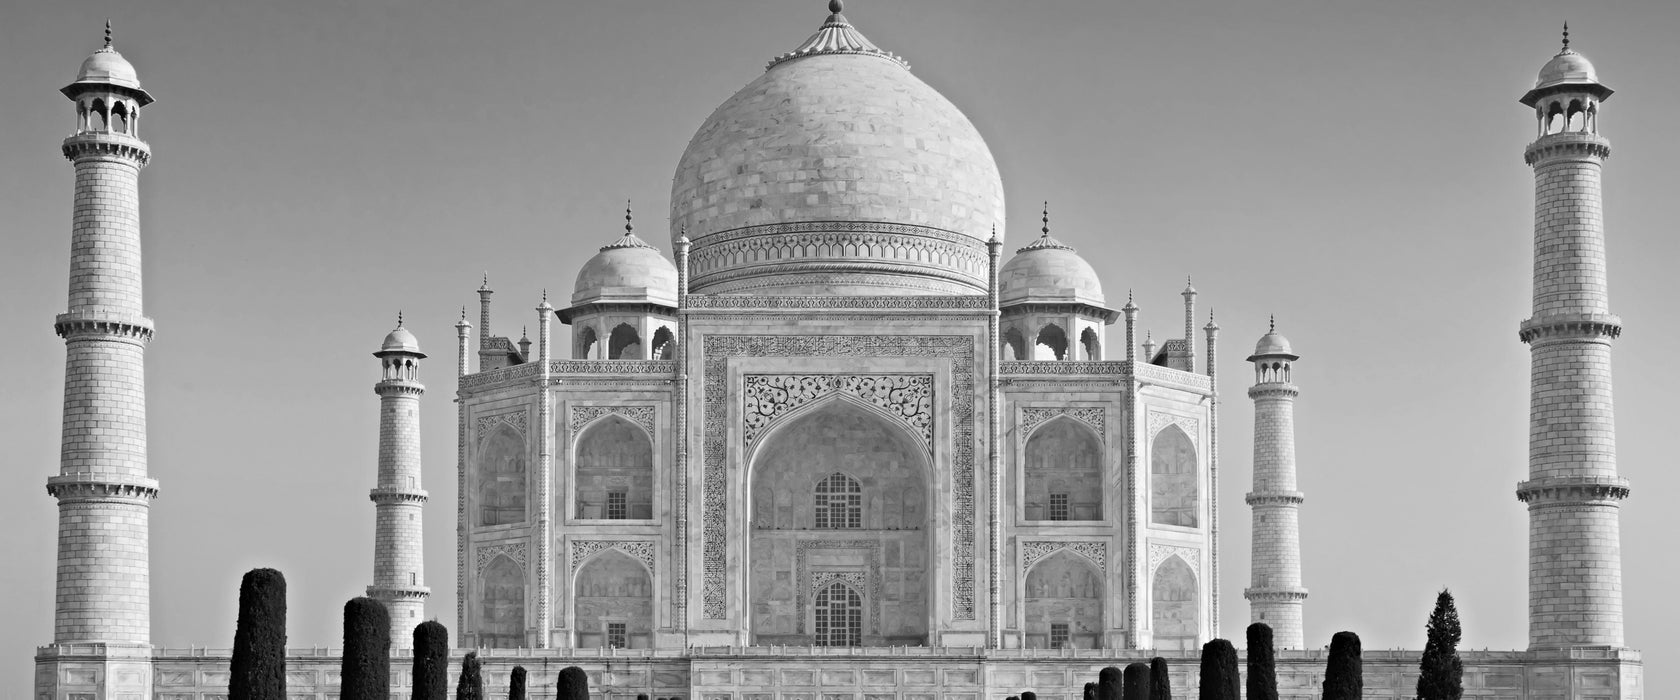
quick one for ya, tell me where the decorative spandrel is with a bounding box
[743,374,933,451]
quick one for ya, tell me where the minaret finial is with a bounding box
[1041,201,1050,237]
[541,288,548,303]
[625,199,634,237]
[104,19,112,49]
[459,306,467,321]
[1562,21,1570,50]
[397,310,403,328]
[829,0,843,14]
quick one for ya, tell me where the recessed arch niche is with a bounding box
[1023,550,1104,649]
[478,555,525,649]
[1024,417,1102,521]
[1150,424,1198,527]
[748,398,931,646]
[573,549,653,649]
[574,415,653,520]
[1151,555,1198,651]
[477,426,527,526]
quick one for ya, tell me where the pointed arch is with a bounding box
[477,424,527,526]
[575,326,599,359]
[573,549,652,649]
[1151,555,1198,651]
[1024,549,1104,649]
[651,325,676,360]
[574,414,653,520]
[90,98,107,130]
[479,555,525,649]
[1002,327,1026,361]
[1024,416,1103,521]
[1035,323,1068,361]
[1080,327,1101,361]
[608,323,642,359]
[1150,423,1198,527]
[111,101,128,134]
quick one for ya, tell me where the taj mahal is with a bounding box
[33,3,1639,699]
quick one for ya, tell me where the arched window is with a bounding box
[1035,323,1068,361]
[1024,418,1102,521]
[576,326,598,359]
[1023,550,1104,649]
[1002,327,1026,361]
[651,326,676,360]
[1150,424,1198,527]
[1151,556,1198,651]
[90,98,107,131]
[477,427,527,526]
[111,101,128,134]
[1080,327,1101,361]
[814,473,862,529]
[608,323,642,359]
[574,550,653,649]
[575,415,654,520]
[813,582,862,647]
[479,556,525,649]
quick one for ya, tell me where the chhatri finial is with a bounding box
[1562,21,1570,50]
[1269,314,1276,333]
[104,19,112,49]
[625,199,634,236]
[1041,201,1050,237]
[829,0,843,14]
[396,310,404,328]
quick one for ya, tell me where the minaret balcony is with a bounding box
[1243,587,1308,602]
[61,131,150,163]
[1518,312,1622,343]
[46,473,159,503]
[1244,491,1304,507]
[365,584,430,601]
[1516,475,1630,505]
[1525,131,1611,164]
[369,488,429,505]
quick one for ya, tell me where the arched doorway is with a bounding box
[1151,556,1198,651]
[573,550,653,648]
[1023,417,1102,521]
[1150,425,1198,527]
[1023,550,1104,649]
[574,415,653,520]
[479,555,525,648]
[748,399,931,646]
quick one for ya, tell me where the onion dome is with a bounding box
[999,205,1106,307]
[62,22,153,105]
[570,205,679,307]
[670,1,1004,295]
[378,313,426,357]
[1247,317,1298,361]
[1521,25,1612,106]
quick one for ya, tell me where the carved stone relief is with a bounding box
[743,374,933,450]
[1021,540,1107,572]
[474,541,528,574]
[794,539,883,635]
[570,405,657,439]
[1148,543,1200,576]
[570,540,656,574]
[1019,406,1106,441]
[475,410,529,439]
[1147,411,1200,447]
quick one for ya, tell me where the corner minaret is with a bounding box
[47,24,159,649]
[1516,27,1628,650]
[368,315,430,647]
[1245,318,1307,648]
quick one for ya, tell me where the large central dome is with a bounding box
[670,2,1005,295]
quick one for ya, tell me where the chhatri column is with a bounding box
[1244,319,1307,649]
[1515,28,1628,650]
[368,316,430,646]
[48,25,160,649]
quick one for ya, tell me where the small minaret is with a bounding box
[47,23,159,648]
[1181,277,1197,372]
[1245,317,1308,648]
[368,314,429,647]
[1516,27,1629,650]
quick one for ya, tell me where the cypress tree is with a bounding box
[1149,657,1172,700]
[457,651,484,700]
[558,666,590,700]
[1098,667,1123,700]
[1321,631,1362,700]
[1416,590,1464,700]
[411,620,449,700]
[230,568,287,700]
[1197,639,1239,700]
[508,666,527,700]
[1022,692,1037,700]
[638,695,650,700]
[1083,681,1097,700]
[339,597,390,700]
[1123,662,1151,699]
[1246,622,1277,700]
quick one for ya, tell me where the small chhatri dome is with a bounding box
[63,21,153,105]
[1521,24,1612,106]
[998,203,1106,307]
[1247,316,1298,361]
[380,313,425,356]
[572,204,679,307]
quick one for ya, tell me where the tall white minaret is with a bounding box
[1245,318,1307,648]
[1516,27,1628,650]
[47,23,159,649]
[368,315,429,647]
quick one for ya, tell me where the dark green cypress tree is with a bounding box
[508,666,527,700]
[1099,667,1122,700]
[1083,681,1097,700]
[1321,631,1362,700]
[1123,662,1151,699]
[1149,657,1172,700]
[230,568,287,700]
[1416,590,1464,700]
[558,666,590,700]
[1022,691,1037,700]
[339,597,389,700]
[410,620,449,700]
[1197,639,1239,700]
[456,651,484,700]
[1246,622,1277,700]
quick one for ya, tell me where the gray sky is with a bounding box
[3,0,1677,693]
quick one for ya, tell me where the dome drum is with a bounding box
[685,221,989,295]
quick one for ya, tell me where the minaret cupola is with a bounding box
[1521,24,1612,138]
[63,22,152,140]
[1247,317,1298,384]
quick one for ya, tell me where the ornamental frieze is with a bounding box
[1147,411,1200,446]
[474,541,527,575]
[1019,406,1106,441]
[570,405,656,439]
[1148,543,1200,576]
[475,410,528,439]
[1021,540,1107,571]
[569,540,656,574]
[742,374,933,450]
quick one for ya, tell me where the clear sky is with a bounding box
[3,0,1677,694]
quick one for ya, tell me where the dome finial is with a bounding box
[397,310,404,328]
[1041,201,1050,238]
[829,0,843,14]
[625,199,634,237]
[104,19,112,49]
[459,306,467,321]
[1562,21,1570,50]
[1269,314,1276,332]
